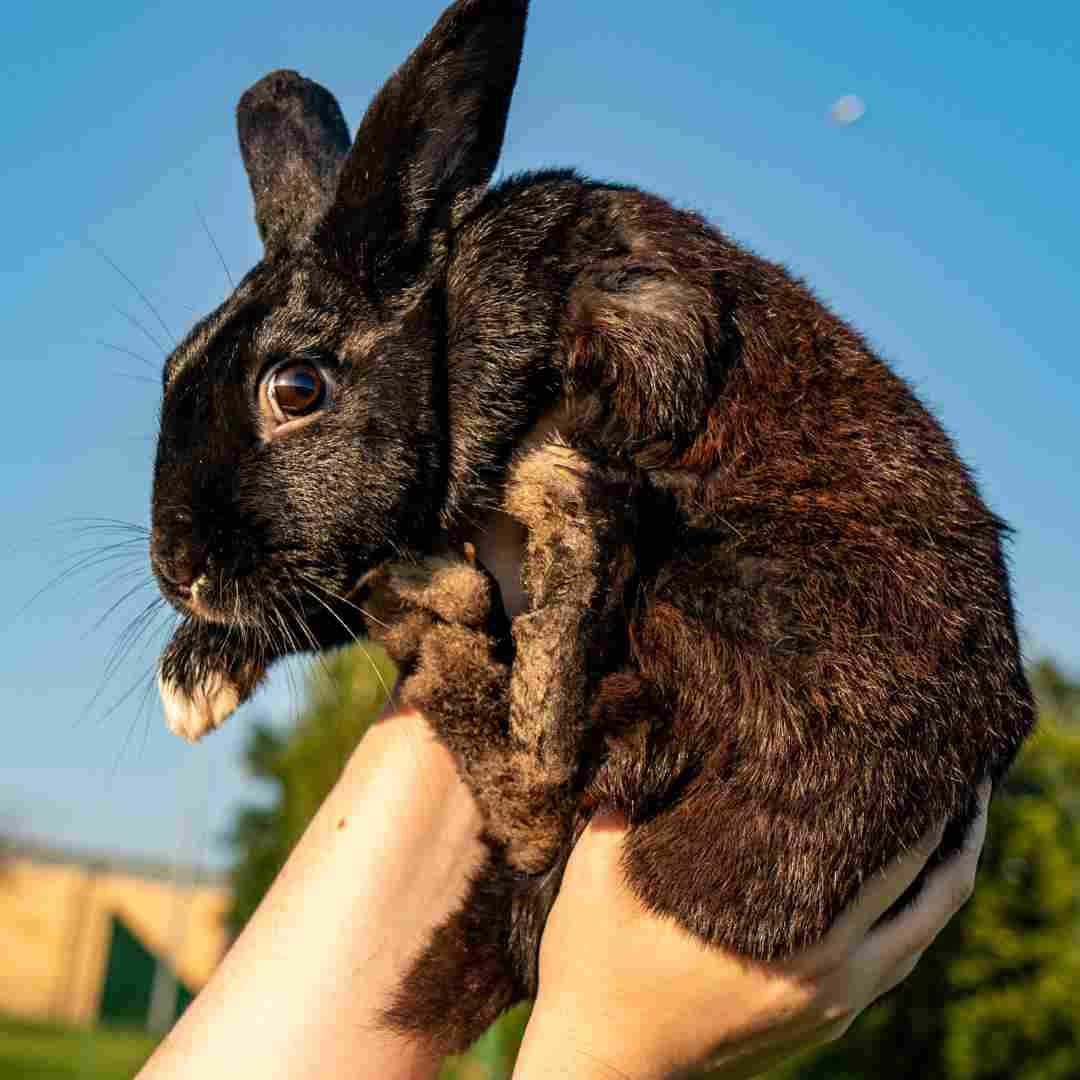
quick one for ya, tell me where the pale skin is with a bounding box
[139,710,989,1080]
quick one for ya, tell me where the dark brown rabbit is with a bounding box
[149,0,1034,1052]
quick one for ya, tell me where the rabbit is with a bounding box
[149,0,1034,1052]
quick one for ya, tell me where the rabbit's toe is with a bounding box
[397,622,567,874]
[504,442,591,530]
[159,669,240,742]
[372,610,433,667]
[365,552,510,640]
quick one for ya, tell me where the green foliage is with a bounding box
[0,1014,156,1080]
[226,646,396,932]
[227,643,531,1075]
[438,1004,532,1080]
[941,667,1080,1080]
[228,655,1080,1078]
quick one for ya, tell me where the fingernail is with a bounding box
[588,807,629,833]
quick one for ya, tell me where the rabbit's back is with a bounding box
[574,187,1026,957]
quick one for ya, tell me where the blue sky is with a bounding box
[2,0,1077,870]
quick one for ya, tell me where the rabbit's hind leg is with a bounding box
[501,440,675,860]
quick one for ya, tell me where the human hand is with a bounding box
[515,782,991,1080]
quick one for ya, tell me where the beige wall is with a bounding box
[0,853,229,1026]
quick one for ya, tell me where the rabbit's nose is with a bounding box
[154,541,208,596]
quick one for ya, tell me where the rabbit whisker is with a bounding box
[87,604,172,728]
[94,339,158,372]
[300,586,396,711]
[19,539,149,618]
[99,597,168,692]
[90,241,177,347]
[61,516,150,537]
[112,304,168,359]
[196,203,236,289]
[91,578,159,635]
[104,664,161,783]
[298,572,394,632]
[280,587,334,683]
[269,606,313,718]
[110,371,159,384]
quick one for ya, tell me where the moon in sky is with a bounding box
[829,94,867,126]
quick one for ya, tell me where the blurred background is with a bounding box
[2,0,1077,1075]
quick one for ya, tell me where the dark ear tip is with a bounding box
[236,69,351,160]
[430,0,529,37]
[236,69,352,252]
[237,70,320,115]
[452,0,528,13]
[442,0,529,28]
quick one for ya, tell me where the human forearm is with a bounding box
[139,710,485,1079]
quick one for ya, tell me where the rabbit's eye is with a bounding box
[266,362,326,421]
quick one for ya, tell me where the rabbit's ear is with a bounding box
[237,70,352,254]
[316,0,528,282]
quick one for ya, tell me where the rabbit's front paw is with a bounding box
[398,619,512,750]
[364,551,512,748]
[159,668,241,742]
[364,550,511,666]
[366,553,566,873]
[158,620,266,741]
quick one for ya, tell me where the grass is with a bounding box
[438,1004,531,1079]
[0,1014,157,1080]
[0,1003,528,1079]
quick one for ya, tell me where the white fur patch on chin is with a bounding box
[159,671,241,742]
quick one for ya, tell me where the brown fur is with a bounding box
[149,0,1034,1055]
[370,181,1032,1044]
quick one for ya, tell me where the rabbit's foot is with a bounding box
[504,442,600,608]
[364,552,513,754]
[364,552,511,667]
[399,618,510,754]
[400,618,568,872]
[158,619,266,741]
[159,669,240,742]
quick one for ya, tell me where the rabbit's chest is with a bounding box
[463,509,529,618]
[457,403,584,619]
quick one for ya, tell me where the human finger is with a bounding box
[823,814,947,953]
[558,809,636,917]
[860,781,990,981]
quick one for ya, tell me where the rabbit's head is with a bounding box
[151,0,529,738]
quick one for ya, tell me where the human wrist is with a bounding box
[514,995,670,1080]
[329,708,487,996]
